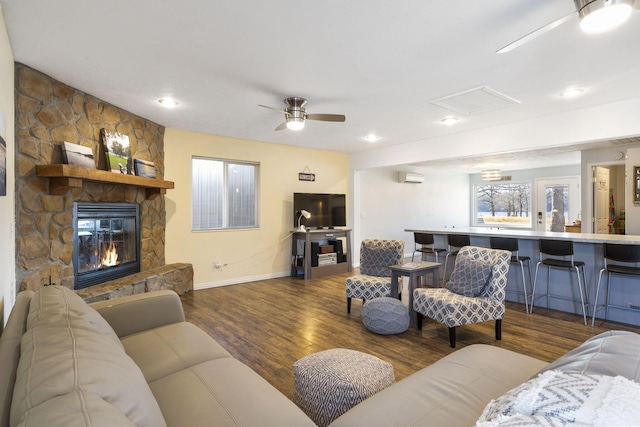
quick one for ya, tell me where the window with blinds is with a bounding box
[192,157,259,230]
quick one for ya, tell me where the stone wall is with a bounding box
[15,63,166,292]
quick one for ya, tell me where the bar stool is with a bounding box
[531,239,589,325]
[592,243,640,326]
[490,237,532,313]
[443,234,470,282]
[411,232,446,263]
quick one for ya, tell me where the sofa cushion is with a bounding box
[538,330,640,381]
[14,390,136,427]
[11,287,166,427]
[149,358,316,427]
[121,321,233,382]
[445,255,492,297]
[27,286,122,348]
[476,370,640,427]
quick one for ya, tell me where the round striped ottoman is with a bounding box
[292,348,394,427]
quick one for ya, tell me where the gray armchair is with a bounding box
[413,246,510,347]
[345,239,404,313]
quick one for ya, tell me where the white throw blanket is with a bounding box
[476,370,640,426]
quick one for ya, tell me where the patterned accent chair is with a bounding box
[413,246,511,348]
[345,239,405,313]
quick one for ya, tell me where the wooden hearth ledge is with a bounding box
[76,263,193,304]
[36,164,175,200]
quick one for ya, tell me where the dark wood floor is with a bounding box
[180,271,640,400]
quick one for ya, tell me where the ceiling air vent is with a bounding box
[431,86,521,116]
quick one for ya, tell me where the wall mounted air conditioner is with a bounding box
[398,172,425,183]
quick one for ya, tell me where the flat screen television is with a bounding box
[293,193,346,229]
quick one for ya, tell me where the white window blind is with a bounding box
[192,157,258,230]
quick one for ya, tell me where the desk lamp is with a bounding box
[297,210,311,231]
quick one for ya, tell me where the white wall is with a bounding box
[354,166,469,261]
[0,8,15,325]
[163,128,349,288]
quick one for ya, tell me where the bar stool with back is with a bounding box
[531,239,589,325]
[592,243,640,326]
[411,232,446,263]
[490,237,532,313]
[443,234,470,282]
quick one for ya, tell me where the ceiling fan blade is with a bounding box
[258,104,291,116]
[306,113,346,122]
[275,122,288,131]
[496,10,576,54]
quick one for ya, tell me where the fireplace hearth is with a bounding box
[73,202,141,290]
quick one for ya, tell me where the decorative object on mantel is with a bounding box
[61,141,96,169]
[299,166,315,182]
[634,166,640,204]
[134,158,156,179]
[100,129,132,174]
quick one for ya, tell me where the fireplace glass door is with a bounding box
[73,203,140,289]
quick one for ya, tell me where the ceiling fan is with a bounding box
[497,0,639,53]
[258,97,346,131]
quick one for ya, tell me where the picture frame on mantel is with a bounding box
[61,141,96,169]
[134,158,156,179]
[100,129,132,174]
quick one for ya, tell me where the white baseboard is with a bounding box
[194,270,292,290]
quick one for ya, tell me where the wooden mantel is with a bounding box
[36,164,175,200]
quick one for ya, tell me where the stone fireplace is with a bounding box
[15,63,170,294]
[73,202,141,290]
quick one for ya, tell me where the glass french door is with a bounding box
[535,177,580,232]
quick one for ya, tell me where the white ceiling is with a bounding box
[2,0,640,170]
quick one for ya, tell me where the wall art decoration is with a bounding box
[0,135,6,196]
[100,129,132,174]
[61,141,96,169]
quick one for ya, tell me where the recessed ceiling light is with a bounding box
[365,134,379,142]
[440,117,460,126]
[158,97,179,108]
[559,88,585,98]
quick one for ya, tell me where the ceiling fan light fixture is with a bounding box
[577,0,633,34]
[481,169,502,181]
[286,117,305,131]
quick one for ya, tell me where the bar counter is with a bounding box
[405,227,640,327]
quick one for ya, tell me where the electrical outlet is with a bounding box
[213,261,221,269]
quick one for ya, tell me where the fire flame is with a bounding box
[100,242,119,267]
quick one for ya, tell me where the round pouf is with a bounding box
[361,297,409,335]
[292,349,394,427]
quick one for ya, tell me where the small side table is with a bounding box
[389,261,440,327]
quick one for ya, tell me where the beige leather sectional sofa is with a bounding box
[1,285,638,426]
